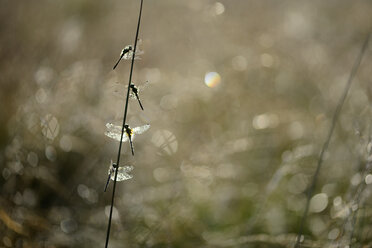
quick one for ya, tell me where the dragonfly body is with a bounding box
[130,84,144,110]
[124,124,135,155]
[113,45,133,70]
[108,81,148,110]
[105,123,150,155]
[112,41,144,70]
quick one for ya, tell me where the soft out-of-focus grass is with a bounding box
[1,1,372,247]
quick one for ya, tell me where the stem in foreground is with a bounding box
[104,1,144,247]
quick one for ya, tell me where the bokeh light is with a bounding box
[1,1,372,247]
[204,72,221,88]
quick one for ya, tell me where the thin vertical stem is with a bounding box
[104,1,144,247]
[294,33,370,248]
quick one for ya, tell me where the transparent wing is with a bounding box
[106,123,121,132]
[130,81,149,92]
[133,124,150,135]
[129,92,136,99]
[106,82,142,100]
[105,82,125,100]
[137,80,149,91]
[108,166,134,181]
[105,123,129,142]
[105,130,129,142]
[122,49,144,60]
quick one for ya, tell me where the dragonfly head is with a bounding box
[110,159,118,168]
[130,84,138,92]
[124,124,130,131]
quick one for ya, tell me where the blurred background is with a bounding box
[1,0,372,247]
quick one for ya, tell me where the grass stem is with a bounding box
[104,1,144,247]
[294,33,370,248]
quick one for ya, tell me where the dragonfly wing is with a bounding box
[138,81,149,91]
[133,124,150,135]
[105,124,129,142]
[129,92,136,99]
[113,85,126,99]
[134,49,144,55]
[109,83,138,100]
[122,165,134,172]
[116,172,133,181]
[123,50,142,60]
[106,123,122,132]
[112,166,134,181]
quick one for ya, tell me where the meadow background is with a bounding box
[1,0,372,247]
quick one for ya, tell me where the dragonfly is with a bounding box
[104,160,133,192]
[112,40,144,70]
[105,123,150,156]
[108,81,149,110]
[129,82,147,110]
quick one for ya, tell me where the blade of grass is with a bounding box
[104,0,144,247]
[294,33,370,248]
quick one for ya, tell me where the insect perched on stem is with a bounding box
[113,45,132,70]
[105,123,150,156]
[107,80,148,110]
[104,160,133,192]
[104,1,145,247]
[112,40,144,70]
[124,124,135,156]
[129,82,145,110]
